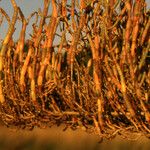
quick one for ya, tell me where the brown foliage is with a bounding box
[0,0,149,140]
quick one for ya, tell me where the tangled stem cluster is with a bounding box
[0,0,149,140]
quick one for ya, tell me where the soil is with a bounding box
[0,125,149,150]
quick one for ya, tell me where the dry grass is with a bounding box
[0,0,149,141]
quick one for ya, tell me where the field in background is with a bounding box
[0,126,149,150]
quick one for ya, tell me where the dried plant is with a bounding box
[0,0,149,140]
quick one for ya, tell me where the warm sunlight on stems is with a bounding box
[0,0,149,140]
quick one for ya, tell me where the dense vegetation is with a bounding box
[0,0,149,140]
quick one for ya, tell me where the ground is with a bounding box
[0,125,149,150]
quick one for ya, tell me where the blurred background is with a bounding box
[0,125,150,150]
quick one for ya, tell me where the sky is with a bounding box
[0,0,44,41]
[0,0,150,43]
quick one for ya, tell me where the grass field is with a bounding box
[0,125,149,150]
